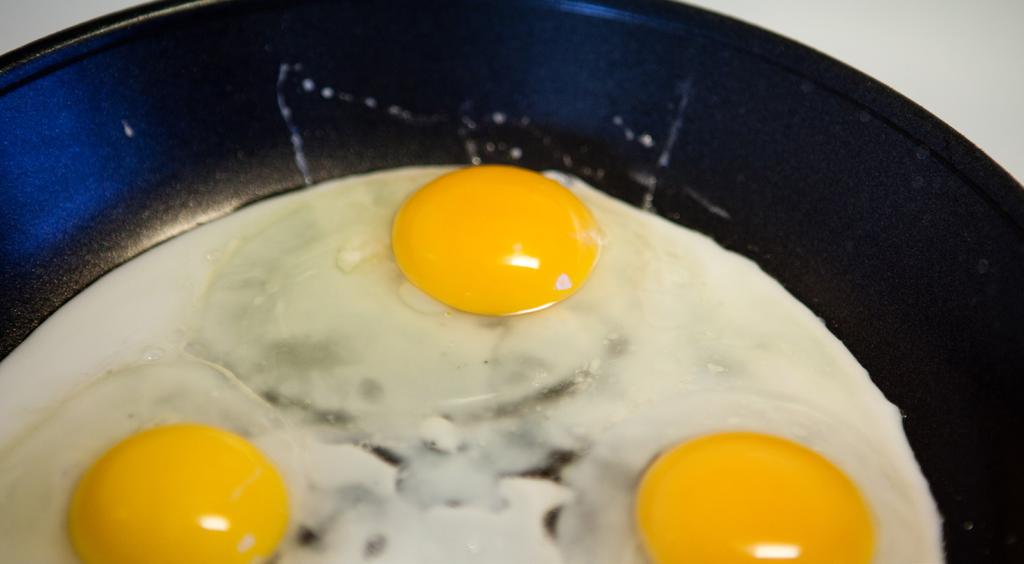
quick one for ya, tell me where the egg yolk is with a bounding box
[68,423,289,564]
[634,432,874,564]
[391,165,601,316]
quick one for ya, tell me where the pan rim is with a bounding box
[2,0,1021,232]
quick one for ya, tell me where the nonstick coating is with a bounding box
[1,0,1022,561]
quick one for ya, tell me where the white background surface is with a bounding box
[1,0,1023,183]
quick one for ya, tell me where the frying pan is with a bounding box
[1,0,1022,561]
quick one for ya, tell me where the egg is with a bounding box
[555,391,939,563]
[68,424,290,564]
[187,166,613,437]
[0,359,304,563]
[391,165,601,315]
[0,166,943,563]
[634,432,873,564]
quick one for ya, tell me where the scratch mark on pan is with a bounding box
[683,187,731,219]
[656,80,729,218]
[658,79,692,169]
[637,79,693,212]
[299,74,445,126]
[457,127,482,165]
[630,171,658,212]
[457,102,483,164]
[384,105,446,126]
[611,114,654,147]
[276,63,313,186]
[464,137,482,165]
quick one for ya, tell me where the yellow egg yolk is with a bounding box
[391,165,601,316]
[634,432,874,564]
[68,423,289,564]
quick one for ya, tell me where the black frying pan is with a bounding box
[1,1,1022,562]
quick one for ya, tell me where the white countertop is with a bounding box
[2,0,1022,183]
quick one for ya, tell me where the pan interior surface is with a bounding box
[0,0,1022,562]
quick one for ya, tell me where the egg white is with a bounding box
[282,442,570,564]
[0,166,943,563]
